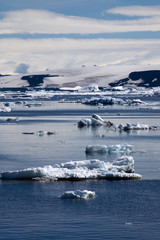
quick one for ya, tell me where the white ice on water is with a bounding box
[0,106,11,112]
[82,96,146,106]
[60,190,96,199]
[60,84,100,92]
[1,156,142,180]
[78,114,110,128]
[78,114,159,130]
[86,144,134,154]
[117,122,149,131]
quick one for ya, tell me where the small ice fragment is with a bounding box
[36,131,46,136]
[125,222,132,226]
[61,190,96,199]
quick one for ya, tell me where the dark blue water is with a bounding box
[0,99,160,239]
[0,180,160,240]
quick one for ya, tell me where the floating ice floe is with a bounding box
[60,190,96,199]
[0,106,11,112]
[85,144,134,155]
[1,156,142,181]
[118,123,149,131]
[78,114,160,131]
[78,114,113,128]
[82,97,146,106]
[117,122,160,131]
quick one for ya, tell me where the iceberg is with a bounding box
[83,96,126,105]
[85,144,134,155]
[78,114,159,131]
[118,122,149,131]
[82,97,146,106]
[60,190,96,199]
[1,156,142,181]
[78,114,113,128]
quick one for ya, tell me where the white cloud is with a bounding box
[0,8,160,35]
[0,38,160,74]
[106,5,160,17]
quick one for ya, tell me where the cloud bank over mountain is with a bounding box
[0,38,160,74]
[1,3,160,74]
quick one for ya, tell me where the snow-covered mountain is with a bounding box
[0,64,160,88]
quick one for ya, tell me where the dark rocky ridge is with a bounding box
[21,74,59,87]
[109,70,160,88]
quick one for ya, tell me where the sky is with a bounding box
[0,0,160,74]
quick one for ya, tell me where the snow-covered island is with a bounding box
[1,64,160,89]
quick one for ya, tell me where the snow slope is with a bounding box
[0,64,160,88]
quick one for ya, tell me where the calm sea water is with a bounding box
[0,98,160,239]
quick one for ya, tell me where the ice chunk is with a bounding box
[83,96,126,105]
[82,96,146,106]
[36,131,55,136]
[79,84,99,92]
[118,122,149,131]
[0,107,11,112]
[86,144,134,155]
[112,156,134,173]
[128,99,146,105]
[92,114,104,122]
[61,190,96,199]
[78,114,113,128]
[1,157,142,181]
[78,118,92,127]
